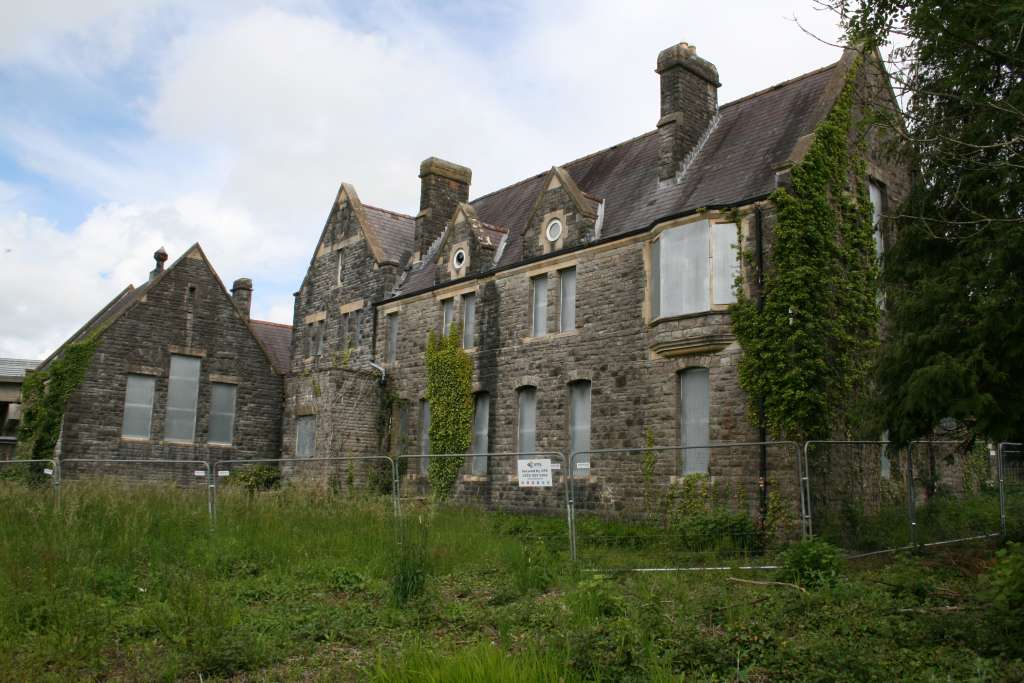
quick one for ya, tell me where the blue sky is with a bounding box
[0,0,846,358]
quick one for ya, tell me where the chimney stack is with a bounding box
[656,42,720,182]
[231,277,253,320]
[150,247,168,281]
[415,157,471,258]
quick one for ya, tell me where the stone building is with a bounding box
[285,43,907,514]
[0,358,39,460]
[37,244,288,475]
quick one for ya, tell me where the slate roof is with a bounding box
[0,358,40,381]
[363,204,416,265]
[249,320,292,374]
[396,58,842,297]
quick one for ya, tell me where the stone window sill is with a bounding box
[521,329,580,345]
[120,436,151,443]
[208,442,234,449]
[461,474,488,482]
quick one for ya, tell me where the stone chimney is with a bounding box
[415,157,471,258]
[150,247,168,281]
[231,277,253,320]
[656,42,720,183]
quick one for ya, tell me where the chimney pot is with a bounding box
[150,247,168,281]
[231,277,253,320]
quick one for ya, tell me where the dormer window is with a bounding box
[545,218,563,243]
[452,248,467,270]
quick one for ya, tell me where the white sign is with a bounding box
[517,458,553,488]
[575,461,590,470]
[217,470,231,477]
[193,470,206,477]
[43,468,53,476]
[550,463,561,471]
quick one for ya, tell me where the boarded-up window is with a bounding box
[531,276,548,336]
[559,267,576,332]
[471,392,489,475]
[295,415,315,457]
[386,312,399,364]
[680,368,710,474]
[870,181,885,260]
[712,223,739,305]
[165,355,200,442]
[569,380,591,473]
[419,399,431,475]
[462,293,476,348]
[121,374,155,439]
[517,386,537,456]
[441,299,454,336]
[209,383,237,445]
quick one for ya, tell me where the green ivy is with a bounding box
[17,334,100,461]
[731,60,880,441]
[424,323,473,501]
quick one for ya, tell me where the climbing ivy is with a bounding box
[425,323,473,501]
[731,60,879,441]
[17,334,100,461]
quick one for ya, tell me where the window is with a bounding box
[531,275,548,336]
[121,374,155,439]
[471,392,490,475]
[441,298,454,336]
[869,181,884,260]
[452,248,467,270]
[880,430,892,480]
[462,293,476,348]
[394,401,410,455]
[336,249,344,285]
[650,219,738,319]
[517,386,537,456]
[316,321,325,357]
[679,369,710,474]
[385,312,399,364]
[307,321,324,358]
[546,218,563,243]
[295,415,315,457]
[569,381,591,473]
[165,355,201,442]
[209,383,237,445]
[419,399,431,475]
[559,267,576,332]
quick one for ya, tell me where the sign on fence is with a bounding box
[517,458,552,487]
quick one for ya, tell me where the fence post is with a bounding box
[54,459,62,512]
[906,442,918,546]
[568,452,578,562]
[207,461,216,526]
[798,442,811,539]
[392,456,401,517]
[997,443,1008,539]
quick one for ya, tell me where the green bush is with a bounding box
[390,519,430,606]
[981,542,1024,658]
[776,539,843,588]
[225,465,281,493]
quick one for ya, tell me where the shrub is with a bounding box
[390,519,430,606]
[980,542,1024,658]
[776,539,843,588]
[226,465,281,494]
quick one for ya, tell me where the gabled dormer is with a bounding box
[314,183,393,266]
[434,202,508,285]
[521,166,603,260]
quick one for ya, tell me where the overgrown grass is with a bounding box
[0,479,1021,681]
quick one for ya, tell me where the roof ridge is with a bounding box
[362,203,416,220]
[719,59,841,111]
[250,319,293,330]
[469,129,660,207]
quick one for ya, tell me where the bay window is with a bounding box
[650,219,738,319]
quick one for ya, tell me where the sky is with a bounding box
[0,0,847,360]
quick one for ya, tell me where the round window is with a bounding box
[546,218,563,243]
[452,248,467,270]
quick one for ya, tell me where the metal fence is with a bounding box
[0,440,1017,570]
[569,443,801,570]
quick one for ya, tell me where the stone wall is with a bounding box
[58,249,283,482]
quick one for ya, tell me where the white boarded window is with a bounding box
[517,386,537,456]
[336,249,344,285]
[165,355,200,442]
[650,238,662,319]
[471,392,489,476]
[680,368,710,474]
[712,223,739,305]
[462,293,476,348]
[386,312,399,364]
[531,275,548,336]
[419,399,431,475]
[559,267,576,332]
[569,381,591,473]
[869,181,884,260]
[121,374,155,439]
[209,383,237,445]
[441,298,454,336]
[295,415,315,457]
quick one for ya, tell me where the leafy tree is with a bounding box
[829,0,1024,443]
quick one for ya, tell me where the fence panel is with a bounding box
[0,458,59,510]
[569,442,801,571]
[998,442,1023,539]
[395,452,573,571]
[212,455,398,523]
[57,458,212,519]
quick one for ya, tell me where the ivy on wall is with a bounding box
[425,323,473,501]
[731,61,880,441]
[17,335,99,460]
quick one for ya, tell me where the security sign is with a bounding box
[517,458,553,488]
